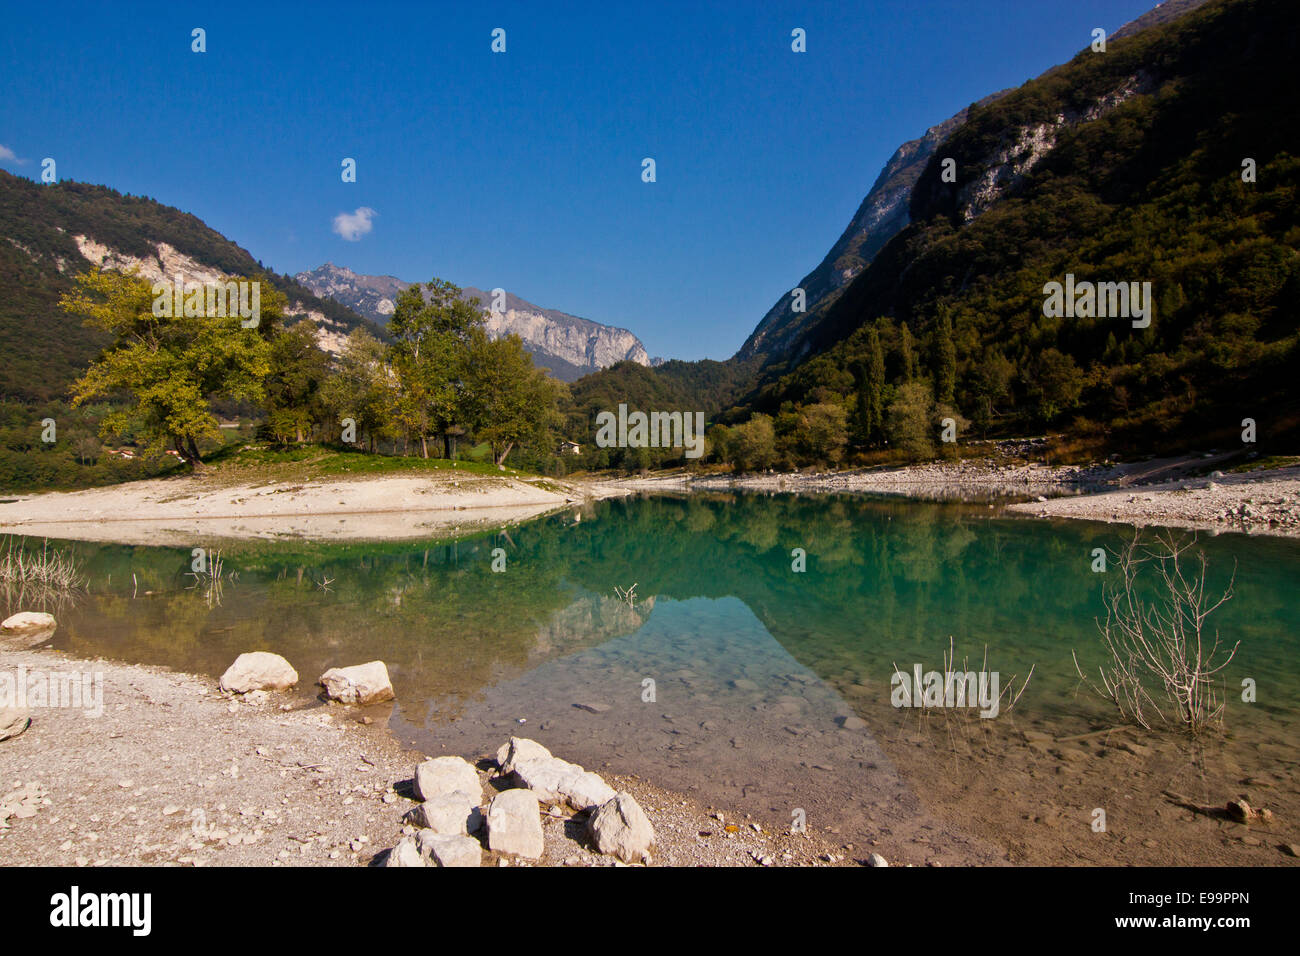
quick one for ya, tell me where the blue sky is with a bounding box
[1,0,1160,361]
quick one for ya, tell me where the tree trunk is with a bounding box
[185,436,205,471]
[496,442,514,466]
[421,435,428,459]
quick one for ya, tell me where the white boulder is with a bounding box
[417,832,482,867]
[588,791,655,864]
[512,756,615,810]
[414,755,481,802]
[384,835,425,867]
[219,652,298,694]
[409,792,482,835]
[318,660,394,705]
[486,788,544,859]
[0,612,56,644]
[495,737,553,775]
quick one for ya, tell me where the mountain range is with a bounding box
[294,263,652,382]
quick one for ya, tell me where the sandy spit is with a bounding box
[0,473,628,546]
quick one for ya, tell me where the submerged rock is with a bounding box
[318,660,394,705]
[588,791,655,864]
[219,652,298,694]
[414,755,481,802]
[512,756,614,810]
[486,789,544,859]
[1,611,56,634]
[0,612,56,646]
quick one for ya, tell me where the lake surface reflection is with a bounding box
[9,493,1299,863]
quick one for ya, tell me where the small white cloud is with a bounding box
[0,145,27,165]
[332,206,376,241]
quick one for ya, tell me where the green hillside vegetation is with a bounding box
[0,268,566,491]
[0,172,401,489]
[562,361,695,471]
[0,172,380,406]
[737,0,1299,460]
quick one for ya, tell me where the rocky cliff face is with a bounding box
[735,95,1005,363]
[71,237,355,354]
[296,263,650,382]
[954,72,1157,223]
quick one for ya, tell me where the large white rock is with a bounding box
[384,835,425,867]
[417,832,482,867]
[0,612,56,642]
[589,791,655,864]
[512,756,615,810]
[318,660,394,705]
[409,792,482,835]
[0,706,30,742]
[495,737,553,775]
[486,788,544,859]
[414,755,481,802]
[219,652,298,694]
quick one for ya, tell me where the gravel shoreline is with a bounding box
[1004,465,1300,537]
[609,454,1300,538]
[0,647,852,867]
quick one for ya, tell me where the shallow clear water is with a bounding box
[6,493,1298,859]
